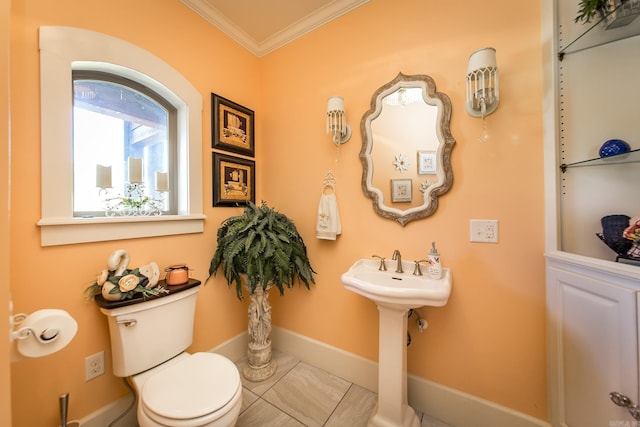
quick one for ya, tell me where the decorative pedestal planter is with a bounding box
[242,285,277,382]
[208,202,316,383]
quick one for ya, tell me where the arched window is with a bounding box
[73,71,178,216]
[38,27,204,246]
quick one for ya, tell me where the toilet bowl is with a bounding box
[98,283,242,427]
[131,352,242,427]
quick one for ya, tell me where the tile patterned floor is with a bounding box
[234,350,450,427]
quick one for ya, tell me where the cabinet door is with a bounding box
[548,265,638,426]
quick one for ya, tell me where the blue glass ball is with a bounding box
[599,139,631,158]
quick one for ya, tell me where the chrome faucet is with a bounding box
[391,249,403,273]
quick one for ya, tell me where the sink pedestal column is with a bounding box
[368,304,420,427]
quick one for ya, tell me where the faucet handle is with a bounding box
[413,259,430,276]
[372,254,387,271]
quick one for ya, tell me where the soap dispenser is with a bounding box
[427,241,442,279]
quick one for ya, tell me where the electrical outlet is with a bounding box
[85,351,105,381]
[470,219,499,243]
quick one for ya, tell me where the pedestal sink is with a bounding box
[342,258,452,427]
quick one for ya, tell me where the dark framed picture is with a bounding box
[212,93,255,157]
[212,152,255,207]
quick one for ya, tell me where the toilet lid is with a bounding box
[142,352,240,420]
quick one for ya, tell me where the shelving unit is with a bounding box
[556,0,640,260]
[546,4,640,426]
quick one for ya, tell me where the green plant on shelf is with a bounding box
[575,0,632,23]
[576,0,606,23]
[121,196,151,209]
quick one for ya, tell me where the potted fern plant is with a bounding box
[575,0,640,28]
[209,201,316,381]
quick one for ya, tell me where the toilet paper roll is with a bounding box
[16,309,78,358]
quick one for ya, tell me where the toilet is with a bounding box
[99,284,242,427]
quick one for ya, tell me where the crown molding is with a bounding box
[180,0,370,57]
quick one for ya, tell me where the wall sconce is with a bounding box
[466,47,499,142]
[326,96,351,145]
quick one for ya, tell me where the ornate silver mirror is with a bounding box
[360,73,455,226]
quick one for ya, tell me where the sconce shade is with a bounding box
[327,96,345,112]
[326,96,351,145]
[466,47,499,118]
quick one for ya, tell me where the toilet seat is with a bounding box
[141,352,241,426]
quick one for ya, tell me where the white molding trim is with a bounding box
[37,215,206,246]
[75,393,136,427]
[270,327,550,427]
[271,326,379,391]
[408,376,551,427]
[209,331,249,362]
[38,26,204,246]
[541,0,560,256]
[547,250,640,287]
[179,0,370,57]
[82,328,550,426]
[179,0,259,54]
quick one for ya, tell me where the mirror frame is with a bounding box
[359,72,455,226]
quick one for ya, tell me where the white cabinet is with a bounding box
[547,254,639,425]
[545,1,640,425]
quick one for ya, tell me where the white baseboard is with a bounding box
[75,391,137,427]
[82,328,550,427]
[407,375,550,427]
[209,330,249,362]
[270,327,379,392]
[270,327,551,427]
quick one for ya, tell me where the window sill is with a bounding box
[37,214,206,246]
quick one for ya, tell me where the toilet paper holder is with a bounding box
[9,304,78,358]
[11,312,62,343]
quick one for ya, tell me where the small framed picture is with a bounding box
[417,150,437,175]
[212,93,255,157]
[391,179,412,203]
[212,152,255,207]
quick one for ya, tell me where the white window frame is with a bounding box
[38,26,205,246]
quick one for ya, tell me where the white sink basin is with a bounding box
[341,258,451,309]
[342,257,452,426]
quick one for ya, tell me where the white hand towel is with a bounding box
[316,192,341,240]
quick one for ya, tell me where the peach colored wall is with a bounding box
[8,0,547,425]
[9,1,260,425]
[261,0,547,420]
[1,1,12,425]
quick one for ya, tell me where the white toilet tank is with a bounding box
[100,284,200,377]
